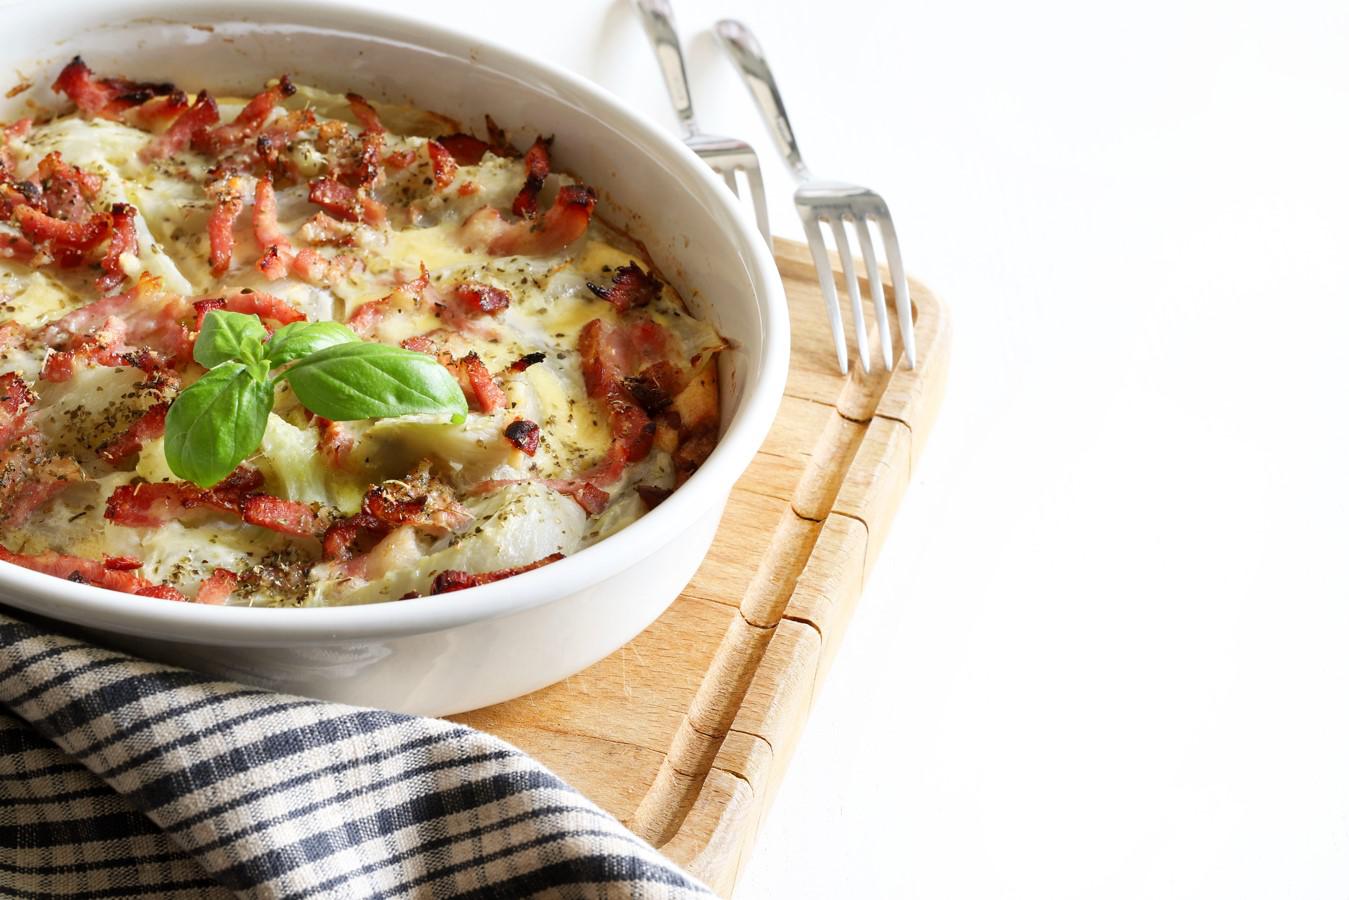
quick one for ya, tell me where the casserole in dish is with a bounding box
[0,0,788,715]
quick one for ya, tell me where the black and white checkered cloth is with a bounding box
[0,609,713,898]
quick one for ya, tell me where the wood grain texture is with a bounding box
[448,239,951,896]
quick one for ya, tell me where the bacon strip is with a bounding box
[587,262,662,313]
[51,57,175,120]
[207,177,244,276]
[97,401,167,466]
[104,467,264,527]
[507,351,546,374]
[196,567,238,605]
[429,552,564,594]
[461,184,597,257]
[35,151,102,220]
[434,133,491,166]
[511,135,551,218]
[0,544,176,595]
[252,175,292,279]
[195,75,295,155]
[450,282,511,319]
[140,91,220,161]
[240,494,322,538]
[96,203,138,294]
[0,372,35,447]
[503,419,540,456]
[444,352,507,413]
[427,140,457,189]
[193,291,305,331]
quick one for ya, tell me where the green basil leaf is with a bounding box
[194,310,267,369]
[164,362,274,488]
[264,321,361,368]
[279,342,467,421]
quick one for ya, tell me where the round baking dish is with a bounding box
[0,0,788,715]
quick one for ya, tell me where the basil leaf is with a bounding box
[164,362,274,487]
[280,342,467,421]
[194,310,267,369]
[264,321,361,368]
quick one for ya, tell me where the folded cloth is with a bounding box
[0,610,712,899]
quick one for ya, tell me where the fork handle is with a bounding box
[634,0,700,138]
[715,19,810,180]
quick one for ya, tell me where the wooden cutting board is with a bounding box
[451,238,951,896]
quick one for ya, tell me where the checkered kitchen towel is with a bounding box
[0,610,712,899]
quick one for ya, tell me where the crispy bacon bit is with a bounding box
[0,543,167,595]
[507,351,547,374]
[587,262,662,313]
[511,135,551,218]
[14,205,110,258]
[300,211,354,245]
[252,175,292,279]
[240,494,322,538]
[97,401,167,466]
[674,427,717,483]
[314,416,356,469]
[636,485,673,510]
[40,276,191,366]
[308,176,362,223]
[623,360,682,415]
[35,151,102,220]
[104,466,264,527]
[196,567,237,604]
[207,177,243,276]
[361,464,471,536]
[346,93,384,135]
[130,90,189,130]
[195,75,293,155]
[346,264,430,338]
[429,552,564,594]
[321,512,386,561]
[503,419,540,456]
[385,148,416,169]
[192,292,305,337]
[140,90,220,161]
[451,282,510,317]
[445,352,507,413]
[192,297,227,332]
[102,555,143,571]
[51,57,174,120]
[463,184,597,257]
[434,133,490,166]
[96,203,138,294]
[0,372,35,446]
[427,139,456,189]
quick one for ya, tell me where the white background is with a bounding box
[394,0,1349,896]
[91,0,1349,895]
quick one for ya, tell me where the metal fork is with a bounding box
[634,0,771,243]
[716,19,915,372]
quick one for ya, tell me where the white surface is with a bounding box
[34,0,1349,895]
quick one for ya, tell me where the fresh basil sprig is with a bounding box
[164,311,467,487]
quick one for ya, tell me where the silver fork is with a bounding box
[634,0,771,243]
[716,19,915,372]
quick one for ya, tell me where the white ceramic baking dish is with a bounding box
[0,0,788,716]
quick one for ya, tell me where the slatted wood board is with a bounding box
[451,238,951,896]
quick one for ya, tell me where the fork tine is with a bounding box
[742,163,772,245]
[854,218,893,371]
[720,167,740,198]
[876,213,917,369]
[828,216,870,373]
[801,213,848,374]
